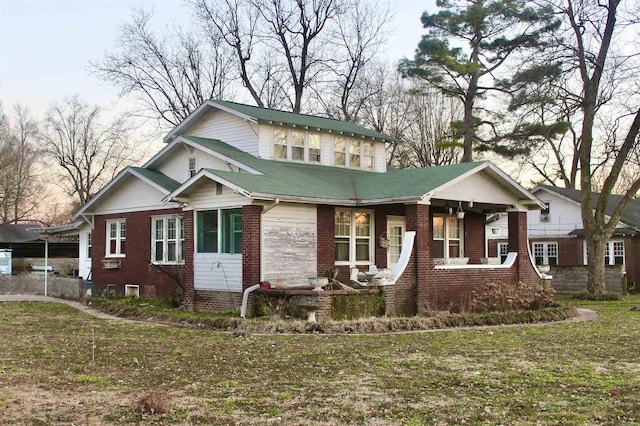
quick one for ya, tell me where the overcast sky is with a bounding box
[1,0,435,117]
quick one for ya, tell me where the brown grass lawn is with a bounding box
[0,295,639,425]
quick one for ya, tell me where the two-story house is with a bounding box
[70,100,546,316]
[487,185,640,291]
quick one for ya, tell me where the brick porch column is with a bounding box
[242,204,263,290]
[507,209,532,283]
[316,205,335,277]
[182,210,195,309]
[405,203,430,314]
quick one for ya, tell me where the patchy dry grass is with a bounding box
[0,295,639,424]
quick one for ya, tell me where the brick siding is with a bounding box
[92,209,184,300]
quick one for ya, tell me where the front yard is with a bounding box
[0,295,639,424]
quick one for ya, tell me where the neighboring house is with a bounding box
[487,185,640,288]
[71,100,545,315]
[0,224,79,274]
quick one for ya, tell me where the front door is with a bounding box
[387,216,406,268]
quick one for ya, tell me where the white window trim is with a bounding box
[433,214,465,259]
[195,207,244,255]
[125,284,140,298]
[335,209,375,266]
[151,215,185,265]
[333,137,374,170]
[387,216,405,267]
[188,156,197,178]
[532,241,558,265]
[105,219,126,258]
[584,240,625,266]
[497,242,509,262]
[272,128,322,163]
[86,232,92,259]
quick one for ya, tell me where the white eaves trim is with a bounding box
[162,169,252,205]
[163,100,257,143]
[72,167,175,220]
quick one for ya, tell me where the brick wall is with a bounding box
[464,212,485,264]
[405,204,430,316]
[624,236,639,286]
[92,209,184,300]
[193,289,243,312]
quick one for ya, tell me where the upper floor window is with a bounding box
[188,156,197,178]
[333,137,374,170]
[335,209,373,265]
[106,219,126,257]
[152,216,184,264]
[196,208,243,254]
[433,215,463,258]
[540,202,550,223]
[273,129,321,163]
[532,242,557,265]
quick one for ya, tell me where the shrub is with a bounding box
[469,281,556,313]
[135,391,171,416]
[572,290,622,301]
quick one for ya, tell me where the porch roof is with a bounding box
[167,137,540,208]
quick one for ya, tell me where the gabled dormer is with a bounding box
[163,100,400,173]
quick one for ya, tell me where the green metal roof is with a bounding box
[179,136,484,203]
[213,100,401,143]
[130,167,181,193]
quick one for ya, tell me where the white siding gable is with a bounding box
[185,109,259,156]
[440,172,519,205]
[156,145,236,183]
[92,177,170,215]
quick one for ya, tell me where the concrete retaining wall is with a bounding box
[0,274,84,299]
[549,265,624,293]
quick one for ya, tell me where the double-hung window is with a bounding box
[152,216,184,264]
[335,209,373,265]
[605,241,624,265]
[196,208,243,254]
[532,242,558,265]
[433,215,463,258]
[86,232,92,259]
[106,219,126,257]
[273,129,322,163]
[333,137,375,170]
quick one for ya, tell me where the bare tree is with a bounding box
[94,0,392,125]
[39,96,138,206]
[0,104,43,224]
[531,0,640,294]
[314,1,393,122]
[91,8,235,128]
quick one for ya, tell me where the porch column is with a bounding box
[507,209,534,283]
[405,203,430,315]
[242,204,263,290]
[183,210,195,309]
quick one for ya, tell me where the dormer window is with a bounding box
[188,156,197,178]
[333,137,374,170]
[273,129,321,163]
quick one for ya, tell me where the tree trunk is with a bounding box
[585,231,608,294]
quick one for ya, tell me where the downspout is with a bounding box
[241,198,280,318]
